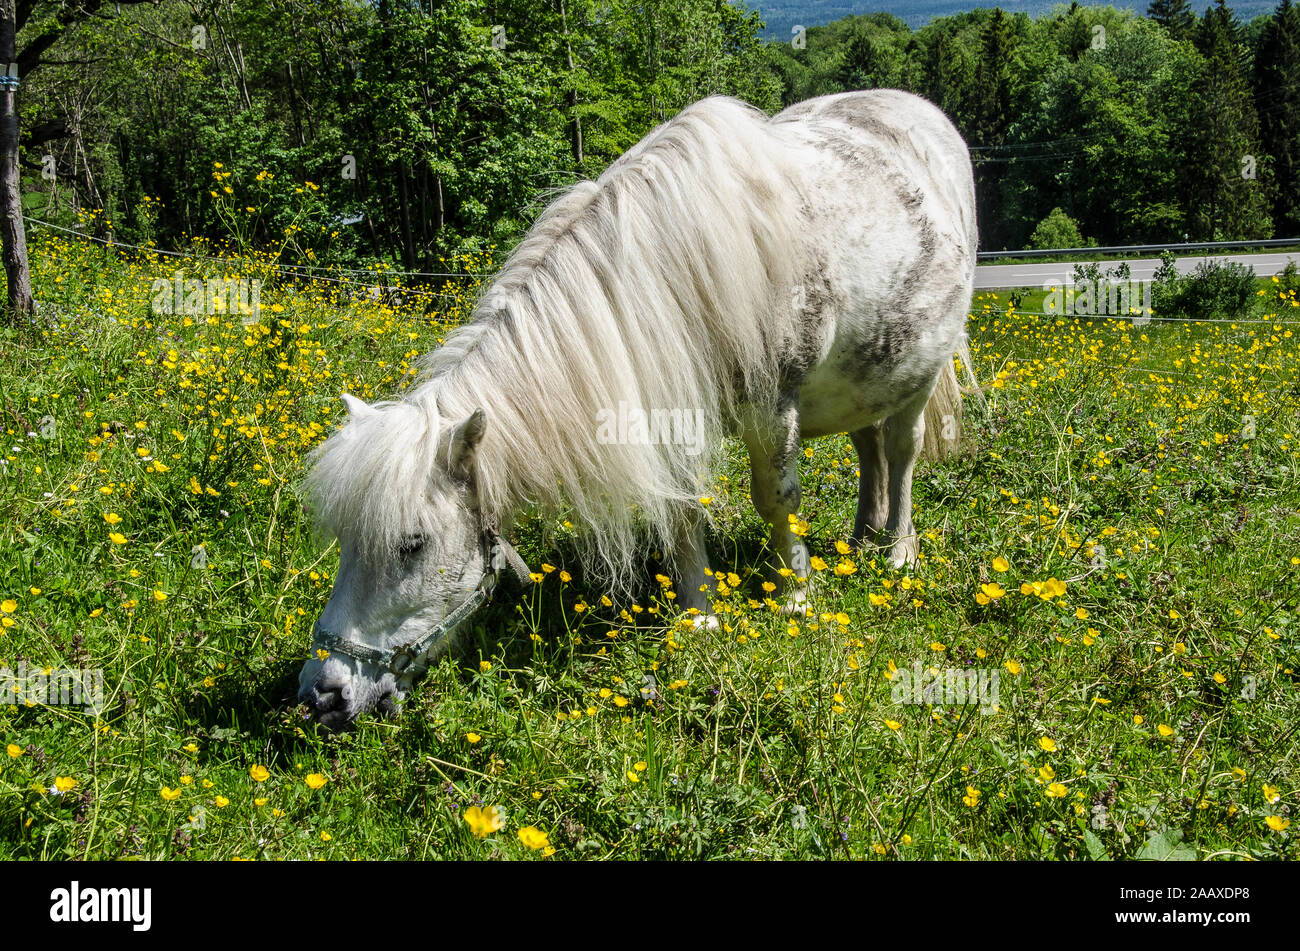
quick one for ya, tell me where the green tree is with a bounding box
[909,15,983,132]
[1148,0,1197,41]
[602,0,780,130]
[836,26,884,89]
[1056,2,1096,60]
[350,0,567,267]
[833,17,907,90]
[1,0,157,321]
[1183,0,1274,239]
[1004,16,1198,246]
[973,9,1022,249]
[1254,0,1300,233]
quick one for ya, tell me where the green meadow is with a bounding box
[0,232,1297,860]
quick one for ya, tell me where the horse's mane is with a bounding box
[306,96,806,582]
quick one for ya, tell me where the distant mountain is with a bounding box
[743,0,1280,36]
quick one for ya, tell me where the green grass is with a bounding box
[0,235,1297,860]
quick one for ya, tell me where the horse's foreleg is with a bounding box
[850,422,888,549]
[881,391,929,569]
[671,511,717,628]
[746,403,810,614]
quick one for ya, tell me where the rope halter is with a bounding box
[309,524,531,689]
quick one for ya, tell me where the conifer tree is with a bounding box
[1254,0,1300,232]
[1148,0,1197,42]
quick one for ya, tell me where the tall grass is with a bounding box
[0,223,1297,859]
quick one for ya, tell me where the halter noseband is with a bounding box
[309,524,531,687]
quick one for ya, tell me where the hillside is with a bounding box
[748,0,1279,33]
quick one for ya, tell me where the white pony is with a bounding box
[298,90,978,729]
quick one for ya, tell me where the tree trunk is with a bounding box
[396,160,415,270]
[559,0,583,167]
[0,0,32,322]
[285,60,307,147]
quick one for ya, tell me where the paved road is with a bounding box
[975,251,1300,291]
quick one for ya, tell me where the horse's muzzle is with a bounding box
[298,681,398,731]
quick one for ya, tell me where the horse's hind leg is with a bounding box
[744,402,811,614]
[879,390,930,569]
[850,422,888,548]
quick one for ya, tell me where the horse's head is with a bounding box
[297,393,491,730]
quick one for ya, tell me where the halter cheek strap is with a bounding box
[309,527,532,687]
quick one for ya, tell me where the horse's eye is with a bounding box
[396,536,426,559]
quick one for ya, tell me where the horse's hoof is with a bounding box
[780,589,811,617]
[889,536,919,569]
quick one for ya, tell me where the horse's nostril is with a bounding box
[316,689,342,712]
[299,684,343,715]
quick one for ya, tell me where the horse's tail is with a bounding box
[920,334,983,462]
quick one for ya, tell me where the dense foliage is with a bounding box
[16,0,1300,259]
[768,0,1299,249]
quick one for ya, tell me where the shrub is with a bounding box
[1029,208,1089,250]
[1165,259,1257,322]
[1152,249,1179,286]
[1072,259,1128,287]
[1073,259,1102,285]
[1278,260,1300,298]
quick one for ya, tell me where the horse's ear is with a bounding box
[341,393,375,420]
[449,409,487,481]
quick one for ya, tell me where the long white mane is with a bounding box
[306,97,807,580]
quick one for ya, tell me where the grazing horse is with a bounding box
[298,90,978,729]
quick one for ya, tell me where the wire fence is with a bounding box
[25,216,1300,328]
[25,217,483,281]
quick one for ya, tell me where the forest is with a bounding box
[14,0,1300,267]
